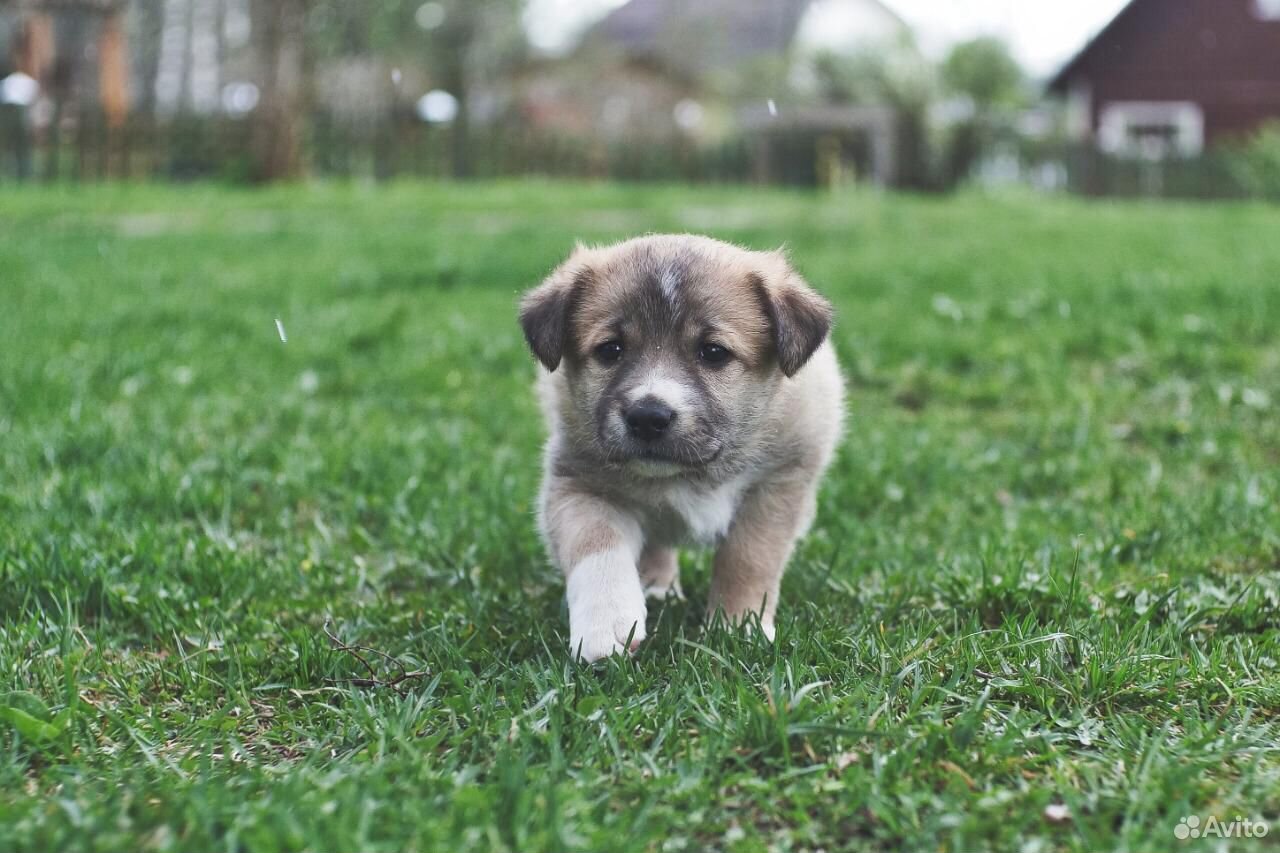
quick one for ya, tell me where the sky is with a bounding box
[523,0,1134,77]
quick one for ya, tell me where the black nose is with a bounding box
[624,398,676,441]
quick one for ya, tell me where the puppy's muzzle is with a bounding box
[623,397,676,442]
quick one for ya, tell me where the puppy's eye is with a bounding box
[698,342,732,366]
[594,340,624,365]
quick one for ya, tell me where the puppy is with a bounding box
[519,235,844,662]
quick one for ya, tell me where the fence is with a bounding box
[0,108,795,185]
[0,105,912,188]
[2,105,1270,201]
[1054,144,1253,201]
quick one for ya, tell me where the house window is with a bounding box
[1253,0,1280,20]
[1098,101,1205,158]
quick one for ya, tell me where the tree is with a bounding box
[416,0,526,178]
[810,37,938,189]
[249,0,308,181]
[942,36,1023,111]
[305,0,527,178]
[244,0,527,181]
[940,37,1024,186]
[131,0,166,117]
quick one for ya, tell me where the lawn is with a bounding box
[1,181,1279,853]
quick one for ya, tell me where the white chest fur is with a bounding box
[644,474,751,546]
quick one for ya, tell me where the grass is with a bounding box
[1,180,1279,852]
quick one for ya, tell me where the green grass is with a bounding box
[1,181,1279,852]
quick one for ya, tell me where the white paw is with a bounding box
[570,604,647,662]
[567,549,648,663]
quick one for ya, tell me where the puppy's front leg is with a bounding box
[638,545,682,599]
[542,478,647,662]
[709,472,820,640]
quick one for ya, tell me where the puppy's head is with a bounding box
[520,235,832,476]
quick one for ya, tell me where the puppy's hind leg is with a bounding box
[542,478,648,662]
[638,545,683,600]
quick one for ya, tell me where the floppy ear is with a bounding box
[752,265,833,377]
[519,260,591,372]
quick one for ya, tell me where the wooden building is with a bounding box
[515,0,911,185]
[1049,0,1280,158]
[2,0,129,126]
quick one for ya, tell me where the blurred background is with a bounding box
[1,0,1279,199]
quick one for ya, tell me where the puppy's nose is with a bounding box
[624,398,676,441]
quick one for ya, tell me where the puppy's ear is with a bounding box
[751,263,833,378]
[519,260,592,372]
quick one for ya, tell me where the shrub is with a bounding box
[1226,121,1280,201]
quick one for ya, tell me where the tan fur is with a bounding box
[637,545,681,599]
[520,234,844,661]
[540,478,636,568]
